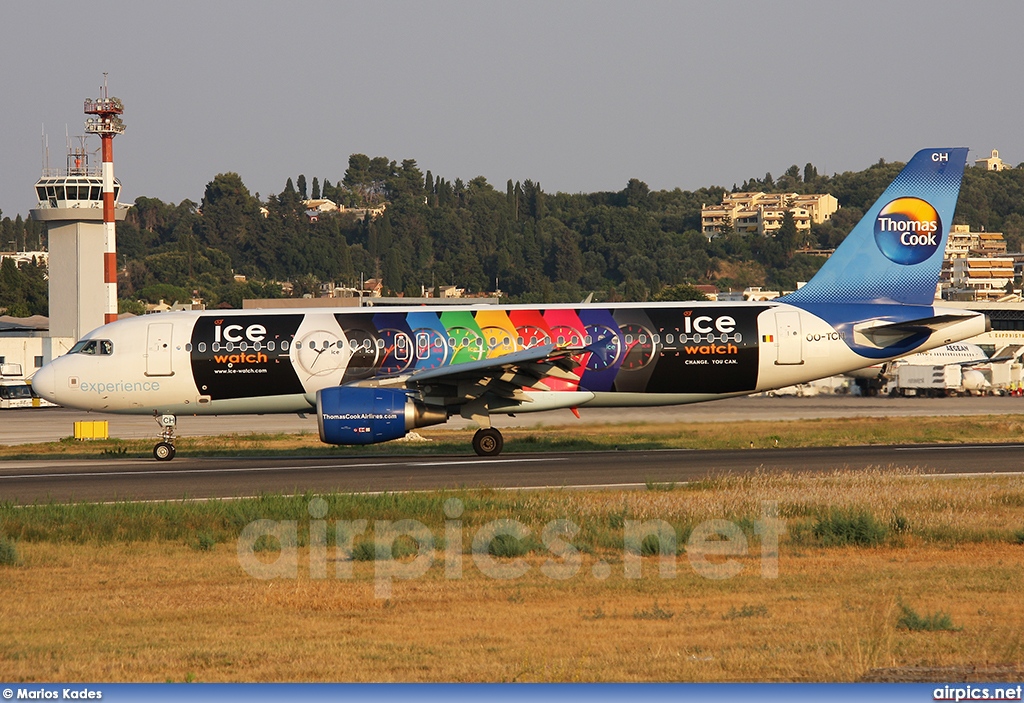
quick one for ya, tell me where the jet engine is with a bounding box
[317,386,448,445]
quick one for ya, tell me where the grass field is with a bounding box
[2,469,1023,682]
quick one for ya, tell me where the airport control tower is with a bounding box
[30,78,129,343]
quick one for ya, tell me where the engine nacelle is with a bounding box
[317,386,448,445]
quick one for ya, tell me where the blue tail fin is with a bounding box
[781,148,968,306]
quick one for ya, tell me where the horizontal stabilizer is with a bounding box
[854,314,981,348]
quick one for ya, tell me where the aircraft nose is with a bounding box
[31,363,56,402]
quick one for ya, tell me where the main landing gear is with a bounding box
[153,413,177,461]
[472,427,504,457]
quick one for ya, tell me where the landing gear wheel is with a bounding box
[472,428,504,457]
[153,441,176,461]
[153,413,178,461]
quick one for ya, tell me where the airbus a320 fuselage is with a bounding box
[32,148,988,459]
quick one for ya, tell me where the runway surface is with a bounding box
[3,395,1024,503]
[4,394,1024,445]
[2,443,1022,504]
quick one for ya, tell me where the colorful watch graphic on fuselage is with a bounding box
[189,305,765,399]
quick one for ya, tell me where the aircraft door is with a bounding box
[146,322,174,376]
[774,311,803,365]
[416,332,430,359]
[395,333,411,363]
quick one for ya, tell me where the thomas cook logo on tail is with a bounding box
[873,197,941,265]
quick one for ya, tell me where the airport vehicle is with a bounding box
[893,364,988,397]
[0,380,36,409]
[32,148,988,460]
[848,341,994,395]
[0,379,56,409]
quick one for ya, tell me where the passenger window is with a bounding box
[281,341,290,352]
[198,342,207,353]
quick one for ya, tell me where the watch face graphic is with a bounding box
[413,328,449,370]
[619,323,656,370]
[295,330,345,376]
[585,324,623,370]
[447,325,486,364]
[550,325,584,348]
[378,328,415,375]
[517,324,551,348]
[341,328,381,380]
[479,325,516,356]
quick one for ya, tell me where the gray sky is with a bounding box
[1,0,1021,221]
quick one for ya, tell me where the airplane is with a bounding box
[31,148,989,460]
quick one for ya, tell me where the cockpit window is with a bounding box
[70,340,113,355]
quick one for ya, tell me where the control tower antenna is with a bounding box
[84,73,125,324]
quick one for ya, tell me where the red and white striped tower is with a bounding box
[84,76,125,324]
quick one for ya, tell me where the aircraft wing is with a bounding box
[346,344,583,405]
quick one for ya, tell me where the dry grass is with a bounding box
[2,471,1023,682]
[1,542,1022,682]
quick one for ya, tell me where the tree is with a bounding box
[623,178,650,209]
[775,210,799,254]
[296,174,308,200]
[652,283,709,301]
[311,177,320,200]
[717,213,735,237]
[196,173,261,268]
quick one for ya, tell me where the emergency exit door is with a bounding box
[146,322,174,376]
[774,311,803,365]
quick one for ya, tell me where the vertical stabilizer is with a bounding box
[781,148,968,306]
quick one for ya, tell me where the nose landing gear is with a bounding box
[153,413,177,461]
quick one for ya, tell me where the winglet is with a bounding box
[781,148,968,306]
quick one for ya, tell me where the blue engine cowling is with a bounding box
[317,386,448,445]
